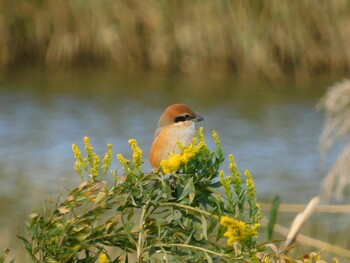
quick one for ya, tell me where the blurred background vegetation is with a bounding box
[1,0,350,261]
[1,0,350,81]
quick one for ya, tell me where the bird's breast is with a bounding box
[150,125,196,168]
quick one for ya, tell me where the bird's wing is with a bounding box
[154,127,162,139]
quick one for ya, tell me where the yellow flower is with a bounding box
[212,130,220,148]
[220,216,258,245]
[84,136,94,163]
[219,170,226,182]
[160,137,205,173]
[198,127,206,142]
[72,144,82,160]
[160,153,183,174]
[102,144,113,174]
[230,154,243,194]
[229,154,237,174]
[220,170,234,201]
[181,145,196,161]
[309,252,321,261]
[91,154,100,179]
[128,138,143,169]
[72,143,83,175]
[99,252,109,263]
[245,169,256,199]
[117,153,129,167]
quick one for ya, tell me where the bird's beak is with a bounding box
[193,115,204,122]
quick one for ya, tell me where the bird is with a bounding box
[149,103,203,169]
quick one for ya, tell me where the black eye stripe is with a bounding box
[175,114,192,123]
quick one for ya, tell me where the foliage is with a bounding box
[14,128,340,262]
[19,128,262,262]
[266,196,280,242]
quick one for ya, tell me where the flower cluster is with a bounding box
[230,154,243,195]
[72,143,83,176]
[220,216,259,245]
[102,143,113,175]
[220,170,233,203]
[117,153,128,167]
[212,130,222,154]
[160,128,207,174]
[128,138,143,169]
[99,252,109,263]
[117,138,143,174]
[72,136,112,180]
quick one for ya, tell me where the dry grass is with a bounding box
[261,197,350,260]
[1,1,350,80]
[318,79,350,200]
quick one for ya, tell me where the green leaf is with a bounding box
[17,236,37,262]
[204,251,213,263]
[178,178,195,204]
[267,195,281,241]
[216,225,226,241]
[209,181,222,188]
[184,230,195,244]
[201,214,208,240]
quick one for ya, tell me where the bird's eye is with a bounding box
[183,114,191,120]
[175,114,192,123]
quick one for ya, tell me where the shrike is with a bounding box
[149,103,203,169]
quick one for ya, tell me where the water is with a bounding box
[0,68,347,259]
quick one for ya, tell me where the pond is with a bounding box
[0,68,348,260]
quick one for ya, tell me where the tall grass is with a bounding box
[1,0,350,80]
[319,79,350,200]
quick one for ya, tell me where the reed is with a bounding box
[318,79,350,200]
[1,0,350,80]
[262,196,350,260]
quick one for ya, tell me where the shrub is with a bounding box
[18,128,262,262]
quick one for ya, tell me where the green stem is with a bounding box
[120,209,138,249]
[137,201,152,262]
[122,172,158,206]
[151,243,235,259]
[160,202,218,219]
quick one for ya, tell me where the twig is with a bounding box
[273,223,350,258]
[261,203,350,213]
[281,196,320,249]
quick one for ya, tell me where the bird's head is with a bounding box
[157,103,203,128]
